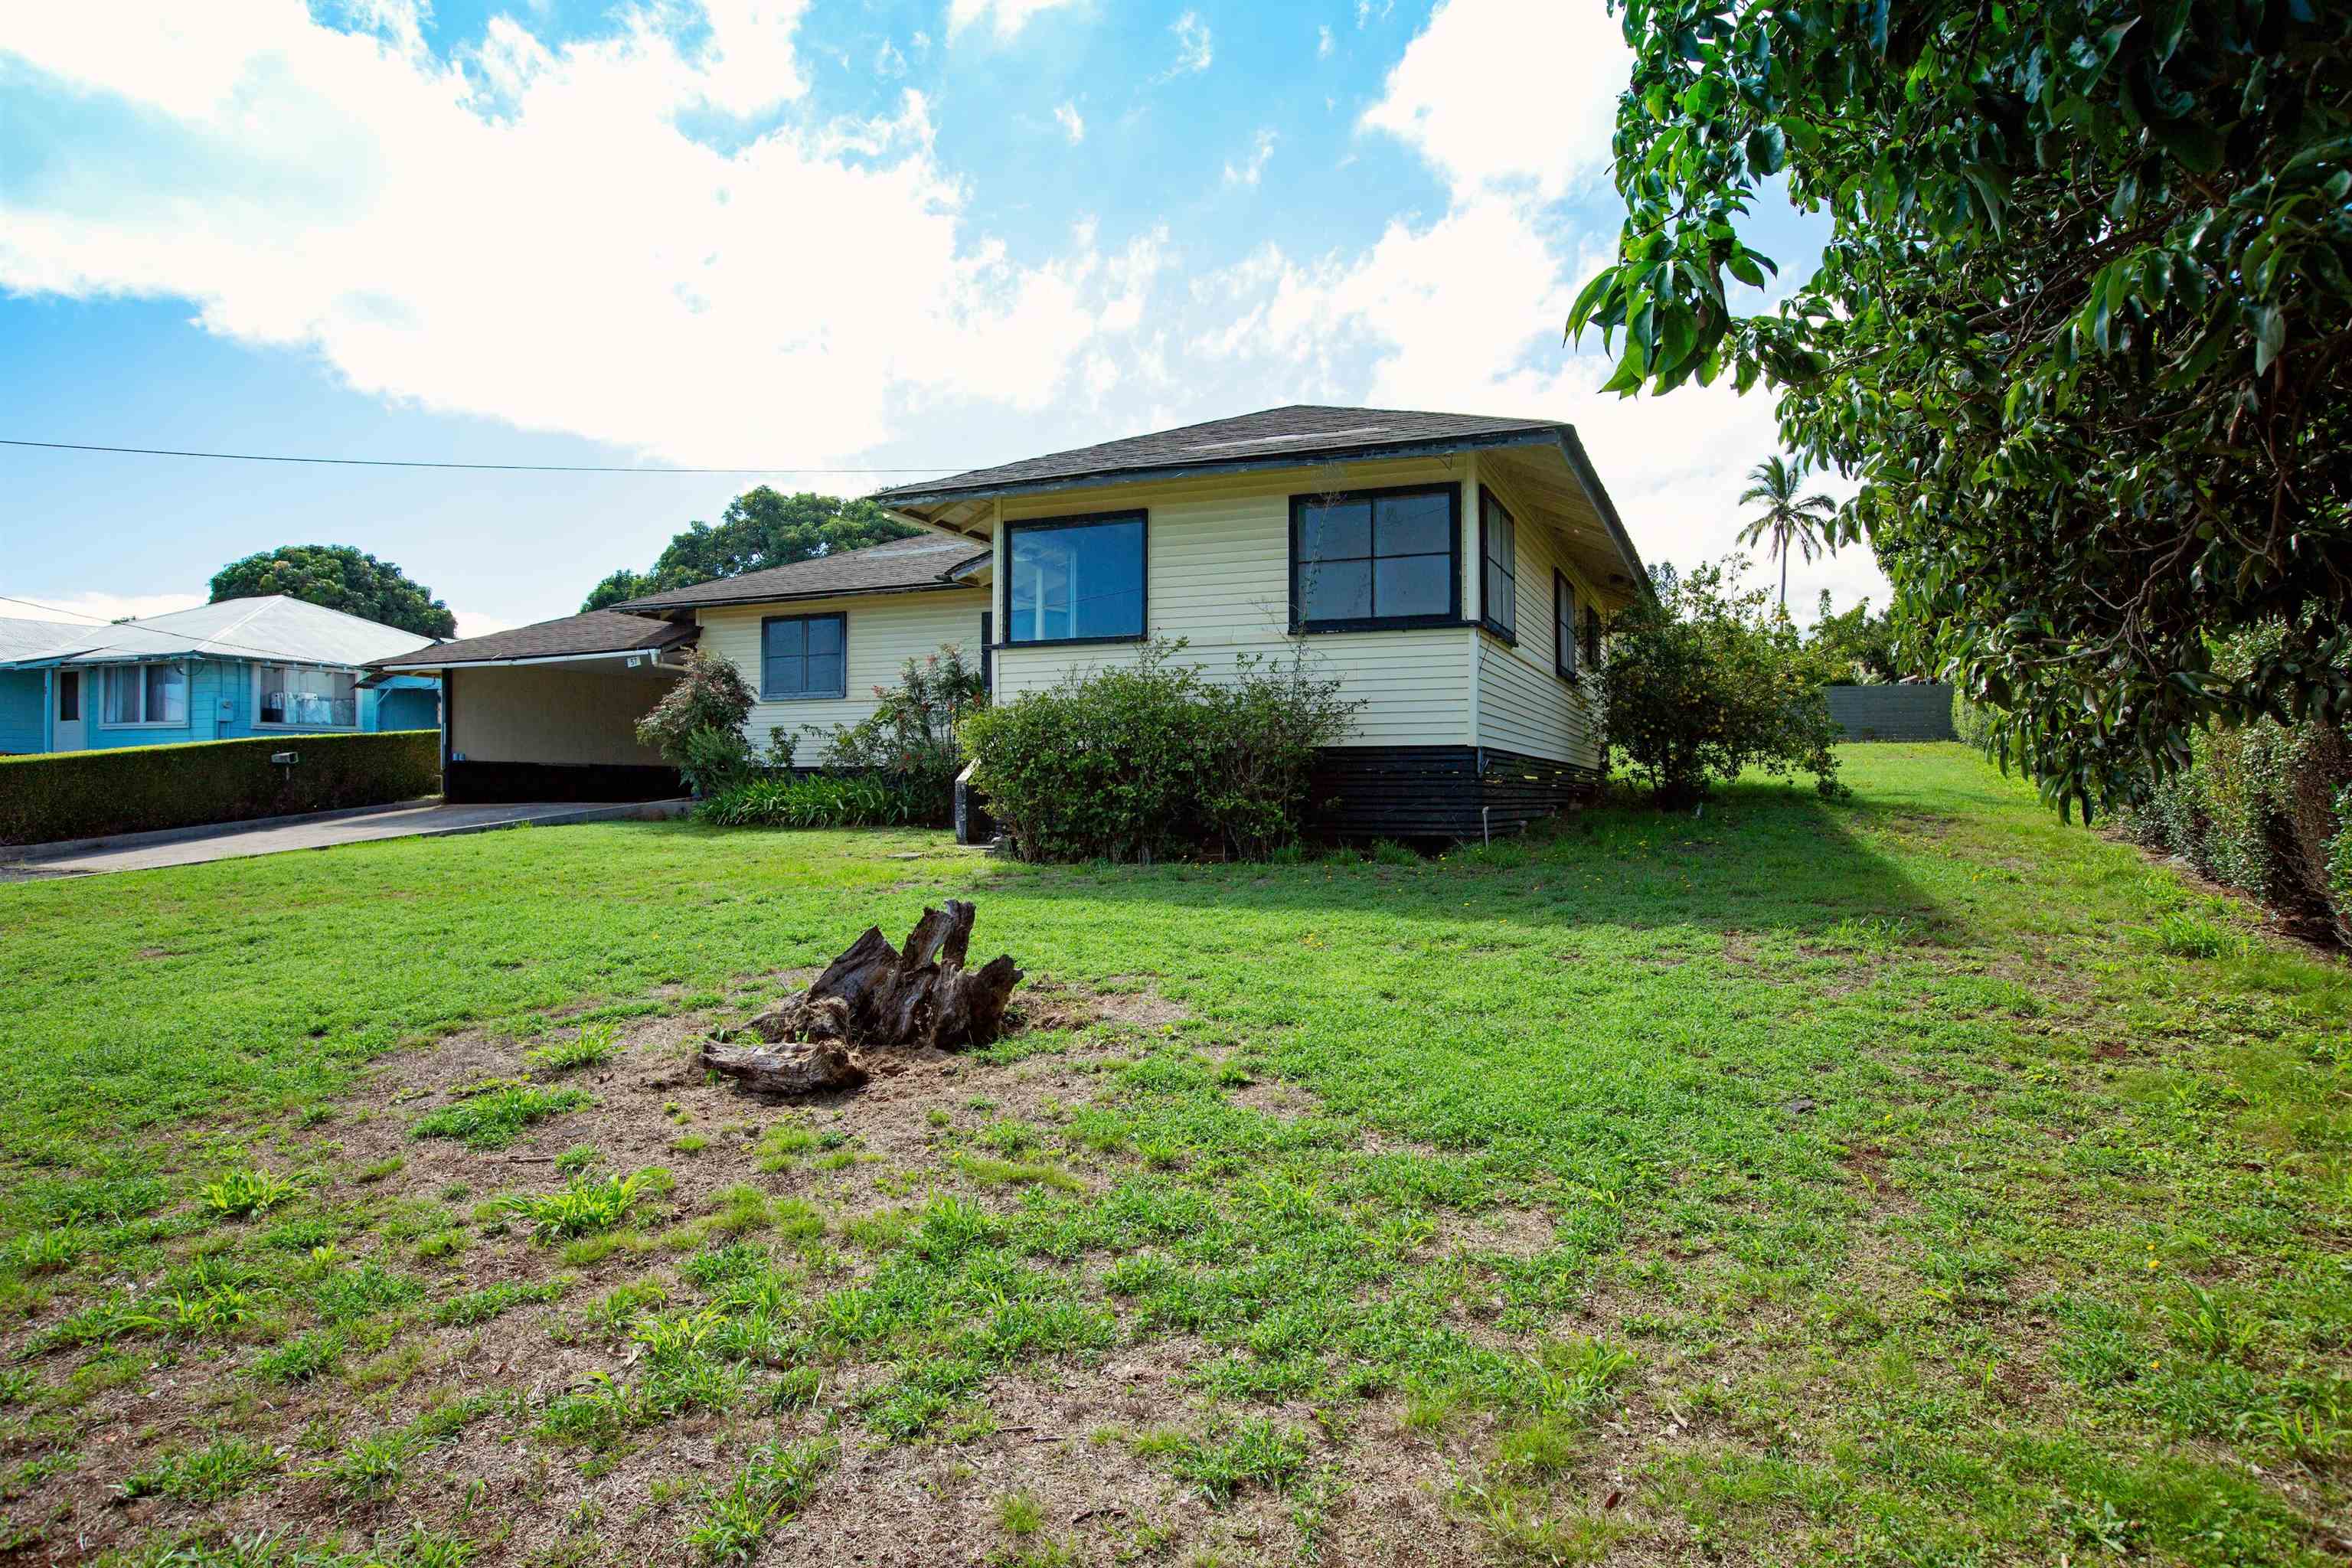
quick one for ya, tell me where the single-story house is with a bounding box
[0,596,443,755]
[372,405,1649,839]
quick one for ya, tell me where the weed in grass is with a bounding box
[248,1329,342,1384]
[1164,1419,1312,1504]
[436,1279,565,1328]
[0,1368,38,1405]
[313,1263,426,1324]
[6,1227,78,1274]
[950,1152,1083,1191]
[315,1429,413,1502]
[527,1022,622,1076]
[119,1436,279,1501]
[2141,910,2246,959]
[555,1143,602,1174]
[17,1175,165,1227]
[996,1491,1044,1536]
[198,1168,296,1219]
[501,1170,652,1242]
[358,1155,406,1183]
[258,1217,341,1251]
[413,1083,591,1150]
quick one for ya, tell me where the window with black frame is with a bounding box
[1553,569,1579,681]
[1005,513,1146,645]
[1290,485,1456,630]
[761,612,847,700]
[1479,488,1517,639]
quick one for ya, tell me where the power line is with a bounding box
[0,437,972,475]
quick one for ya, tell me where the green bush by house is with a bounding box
[961,643,1359,862]
[0,731,441,846]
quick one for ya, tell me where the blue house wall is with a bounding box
[0,669,42,755]
[8,658,440,754]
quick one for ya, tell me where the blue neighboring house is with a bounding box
[0,596,442,755]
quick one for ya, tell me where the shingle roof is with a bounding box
[370,611,697,671]
[611,535,988,612]
[870,404,1563,505]
[0,596,437,669]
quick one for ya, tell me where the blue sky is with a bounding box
[0,0,1874,636]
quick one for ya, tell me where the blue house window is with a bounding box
[258,665,358,727]
[1005,512,1146,645]
[103,663,186,726]
[761,613,846,700]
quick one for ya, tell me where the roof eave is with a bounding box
[608,577,986,616]
[1550,428,1655,603]
[874,426,1564,514]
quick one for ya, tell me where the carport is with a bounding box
[367,610,697,803]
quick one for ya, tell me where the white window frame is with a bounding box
[100,662,189,728]
[252,663,362,730]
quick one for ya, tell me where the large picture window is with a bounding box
[1479,488,1517,640]
[1553,570,1579,681]
[1005,512,1146,645]
[1289,485,1458,631]
[761,612,848,700]
[103,662,187,727]
[258,665,358,728]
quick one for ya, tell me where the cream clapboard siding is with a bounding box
[697,590,989,750]
[990,456,1475,747]
[1468,452,1604,768]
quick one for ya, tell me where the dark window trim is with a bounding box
[1001,508,1150,648]
[1553,569,1580,683]
[1477,485,1518,645]
[1287,482,1462,634]
[759,610,848,701]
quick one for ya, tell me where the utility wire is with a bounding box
[0,437,972,475]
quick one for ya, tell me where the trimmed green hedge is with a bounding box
[1,730,441,847]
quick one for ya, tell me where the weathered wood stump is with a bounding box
[699,900,1024,1096]
[698,1038,867,1096]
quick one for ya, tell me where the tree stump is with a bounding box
[700,901,1024,1096]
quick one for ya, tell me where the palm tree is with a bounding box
[1736,455,1839,611]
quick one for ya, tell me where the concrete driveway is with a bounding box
[3,798,689,878]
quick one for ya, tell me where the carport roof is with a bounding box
[369,611,697,671]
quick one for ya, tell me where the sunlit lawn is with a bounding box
[0,744,2344,1566]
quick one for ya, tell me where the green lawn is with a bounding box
[0,745,2344,1567]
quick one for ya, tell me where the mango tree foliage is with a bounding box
[1571,0,2352,816]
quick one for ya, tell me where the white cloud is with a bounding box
[946,0,1081,43]
[1222,128,1277,187]
[0,2,1148,467]
[1317,24,1334,58]
[11,592,206,626]
[1053,100,1084,144]
[450,609,518,639]
[1360,0,1627,201]
[1166,11,1212,74]
[1355,0,1393,28]
[874,37,907,77]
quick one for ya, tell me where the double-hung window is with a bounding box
[1004,512,1146,645]
[761,612,847,700]
[1289,485,1457,631]
[258,665,358,727]
[1478,488,1517,640]
[103,662,187,726]
[1553,571,1580,681]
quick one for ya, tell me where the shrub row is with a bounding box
[0,730,441,846]
[960,643,1360,861]
[694,773,941,830]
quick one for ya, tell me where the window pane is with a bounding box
[765,619,805,658]
[106,668,139,724]
[145,664,185,724]
[1486,561,1515,631]
[1009,519,1144,642]
[806,617,843,655]
[1299,558,1372,621]
[57,672,77,723]
[1376,554,1449,618]
[1298,500,1370,562]
[1377,492,1452,557]
[805,655,843,697]
[260,666,288,724]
